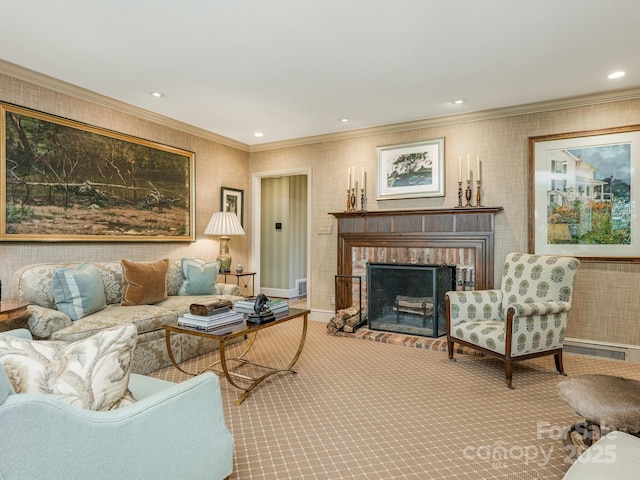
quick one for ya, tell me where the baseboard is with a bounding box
[260,287,298,299]
[309,309,334,322]
[564,337,640,363]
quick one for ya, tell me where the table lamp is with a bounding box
[204,211,245,272]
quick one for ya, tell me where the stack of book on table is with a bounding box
[233,297,289,315]
[178,300,245,332]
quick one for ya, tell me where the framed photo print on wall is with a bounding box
[376,137,445,200]
[528,124,640,261]
[221,187,244,226]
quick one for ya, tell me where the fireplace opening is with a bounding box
[366,263,456,337]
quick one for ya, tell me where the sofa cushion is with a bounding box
[51,304,178,342]
[0,323,137,410]
[179,258,220,295]
[52,262,107,320]
[121,258,169,306]
[451,319,506,354]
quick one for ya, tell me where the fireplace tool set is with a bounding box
[457,267,475,291]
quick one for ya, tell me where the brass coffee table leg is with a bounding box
[164,329,196,376]
[164,309,309,406]
[215,337,254,392]
[232,314,308,405]
[287,312,308,371]
[237,331,258,360]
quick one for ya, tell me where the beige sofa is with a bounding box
[11,259,244,374]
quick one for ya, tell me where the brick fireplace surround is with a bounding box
[330,207,503,313]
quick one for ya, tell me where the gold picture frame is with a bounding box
[2,103,195,242]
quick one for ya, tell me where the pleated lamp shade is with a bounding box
[204,212,245,271]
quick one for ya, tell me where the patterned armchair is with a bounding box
[445,252,580,388]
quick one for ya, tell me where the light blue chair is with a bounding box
[0,329,234,480]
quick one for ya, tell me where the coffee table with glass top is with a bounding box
[163,308,309,405]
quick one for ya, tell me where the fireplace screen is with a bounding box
[367,263,456,337]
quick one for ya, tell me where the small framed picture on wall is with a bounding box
[221,187,244,226]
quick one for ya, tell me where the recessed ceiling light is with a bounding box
[150,91,164,98]
[452,99,466,105]
[254,132,264,137]
[608,71,625,79]
[340,118,350,123]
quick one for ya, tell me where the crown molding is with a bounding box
[249,86,640,152]
[0,59,250,152]
[2,59,639,155]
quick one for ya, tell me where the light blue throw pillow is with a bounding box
[52,262,107,320]
[178,258,219,295]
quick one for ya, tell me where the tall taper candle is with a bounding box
[459,156,462,181]
[467,154,470,180]
[477,154,480,181]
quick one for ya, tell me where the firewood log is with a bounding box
[345,315,361,327]
[338,306,359,317]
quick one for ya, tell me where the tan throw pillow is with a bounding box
[0,323,137,411]
[121,258,169,306]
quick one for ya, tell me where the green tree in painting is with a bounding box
[4,108,192,238]
[387,151,432,187]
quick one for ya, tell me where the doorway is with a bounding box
[251,167,311,304]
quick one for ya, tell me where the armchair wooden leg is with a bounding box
[447,338,456,361]
[505,361,514,389]
[555,350,566,375]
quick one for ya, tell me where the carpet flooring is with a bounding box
[150,318,640,479]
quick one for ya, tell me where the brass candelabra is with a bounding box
[345,188,356,212]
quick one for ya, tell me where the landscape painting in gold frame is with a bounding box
[1,103,195,242]
[528,124,640,261]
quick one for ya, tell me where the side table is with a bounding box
[0,299,30,332]
[219,271,256,297]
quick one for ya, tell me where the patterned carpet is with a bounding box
[150,318,640,479]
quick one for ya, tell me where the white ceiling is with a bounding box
[1,0,639,146]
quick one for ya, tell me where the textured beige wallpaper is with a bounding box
[2,71,640,346]
[0,74,250,297]
[249,99,640,346]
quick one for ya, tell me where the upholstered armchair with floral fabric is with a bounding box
[445,252,580,388]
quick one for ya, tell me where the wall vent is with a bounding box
[564,342,628,362]
[296,278,307,297]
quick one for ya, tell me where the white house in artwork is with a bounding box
[546,149,610,238]
[546,149,609,207]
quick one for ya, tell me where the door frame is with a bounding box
[251,167,312,304]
